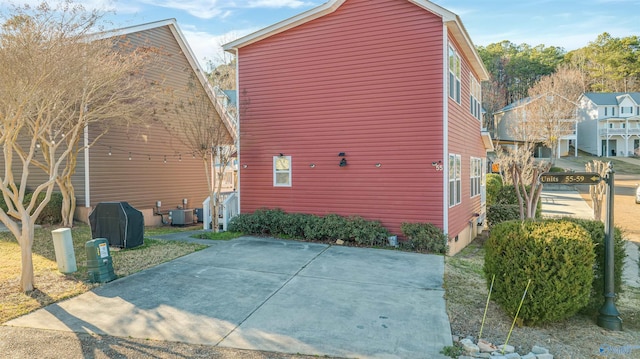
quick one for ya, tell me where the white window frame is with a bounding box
[448,46,461,104]
[273,155,292,187]
[470,74,481,120]
[470,157,482,197]
[449,154,462,207]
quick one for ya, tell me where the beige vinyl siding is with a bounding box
[85,25,222,212]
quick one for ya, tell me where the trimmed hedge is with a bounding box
[0,191,63,225]
[484,220,595,325]
[485,173,503,206]
[400,222,448,254]
[487,204,520,226]
[228,209,390,246]
[560,218,626,313]
[487,185,542,226]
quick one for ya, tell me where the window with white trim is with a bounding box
[448,46,461,104]
[470,157,482,197]
[449,154,461,207]
[470,75,481,120]
[273,155,291,187]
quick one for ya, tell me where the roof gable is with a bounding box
[582,92,640,106]
[223,0,488,80]
[98,19,235,140]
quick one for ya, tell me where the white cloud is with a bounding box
[138,0,224,19]
[246,0,310,8]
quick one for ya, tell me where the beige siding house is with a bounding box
[79,19,236,225]
[4,19,235,226]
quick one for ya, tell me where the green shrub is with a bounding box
[493,185,542,219]
[347,216,389,246]
[228,209,390,245]
[485,173,503,206]
[549,166,566,172]
[484,220,595,325]
[400,222,448,254]
[560,218,626,313]
[487,204,520,226]
[23,192,63,225]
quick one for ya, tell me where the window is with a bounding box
[449,154,461,207]
[612,107,616,116]
[470,75,481,120]
[637,106,639,115]
[273,155,291,187]
[448,46,461,103]
[470,157,482,197]
[622,107,625,114]
[605,107,608,116]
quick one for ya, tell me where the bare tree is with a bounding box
[525,66,584,164]
[496,143,551,219]
[168,77,235,232]
[0,2,154,291]
[586,160,608,221]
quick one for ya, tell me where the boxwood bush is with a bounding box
[400,222,448,254]
[559,218,626,313]
[228,209,390,246]
[484,220,595,325]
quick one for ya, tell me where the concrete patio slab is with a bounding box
[5,236,451,359]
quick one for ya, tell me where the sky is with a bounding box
[3,0,640,69]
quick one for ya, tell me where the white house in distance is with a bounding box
[493,96,578,158]
[577,92,640,157]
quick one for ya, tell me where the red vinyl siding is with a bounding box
[238,0,446,235]
[447,36,485,238]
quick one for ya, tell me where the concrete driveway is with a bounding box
[5,236,451,358]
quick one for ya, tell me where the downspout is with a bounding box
[83,125,90,210]
[442,24,449,238]
[234,48,241,214]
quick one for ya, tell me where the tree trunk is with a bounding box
[19,222,35,292]
[58,176,76,227]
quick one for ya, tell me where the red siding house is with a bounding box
[223,0,491,254]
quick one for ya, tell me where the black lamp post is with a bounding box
[597,162,622,331]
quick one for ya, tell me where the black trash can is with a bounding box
[89,202,144,249]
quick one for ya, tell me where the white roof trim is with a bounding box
[222,0,489,80]
[223,0,346,51]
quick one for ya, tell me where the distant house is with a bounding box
[3,19,235,226]
[577,92,640,157]
[493,95,578,158]
[224,0,492,254]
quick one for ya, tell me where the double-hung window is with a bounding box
[448,46,461,104]
[273,155,291,187]
[449,154,461,207]
[470,75,481,120]
[470,157,482,197]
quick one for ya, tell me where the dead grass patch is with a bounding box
[445,239,640,359]
[0,224,205,324]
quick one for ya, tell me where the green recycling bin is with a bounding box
[85,238,116,283]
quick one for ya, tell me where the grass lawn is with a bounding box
[0,224,205,324]
[559,154,640,175]
[445,239,640,358]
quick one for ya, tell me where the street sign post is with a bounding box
[539,172,601,184]
[538,168,622,330]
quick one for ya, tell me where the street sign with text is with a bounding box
[539,172,602,184]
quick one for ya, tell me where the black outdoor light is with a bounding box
[338,152,347,167]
